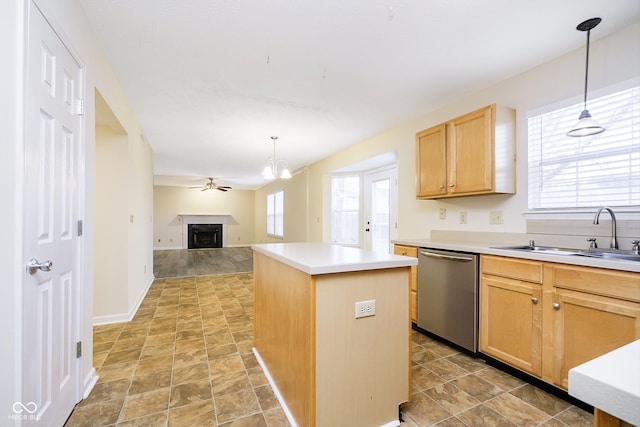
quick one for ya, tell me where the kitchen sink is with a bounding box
[492,245,640,262]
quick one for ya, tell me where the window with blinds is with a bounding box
[331,175,360,245]
[528,86,640,209]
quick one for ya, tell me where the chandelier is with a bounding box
[262,136,292,180]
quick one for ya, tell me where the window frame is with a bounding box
[266,190,284,238]
[526,82,640,215]
[330,174,361,247]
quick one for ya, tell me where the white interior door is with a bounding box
[22,3,83,425]
[363,166,398,253]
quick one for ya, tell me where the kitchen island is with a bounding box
[251,243,418,427]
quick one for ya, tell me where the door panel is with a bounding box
[23,3,83,425]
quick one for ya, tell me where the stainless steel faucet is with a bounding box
[593,207,618,249]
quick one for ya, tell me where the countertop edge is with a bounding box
[392,239,640,273]
[568,340,640,425]
[252,243,418,275]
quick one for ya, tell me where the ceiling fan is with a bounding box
[189,177,232,192]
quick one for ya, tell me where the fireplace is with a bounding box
[188,224,223,249]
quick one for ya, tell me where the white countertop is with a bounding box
[393,238,640,273]
[251,242,418,275]
[568,340,640,425]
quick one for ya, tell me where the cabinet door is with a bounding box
[416,124,447,198]
[393,245,418,323]
[480,275,542,376]
[449,105,493,194]
[552,289,640,389]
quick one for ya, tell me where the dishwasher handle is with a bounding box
[420,251,474,262]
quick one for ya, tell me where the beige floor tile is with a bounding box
[261,407,290,427]
[553,406,594,426]
[411,364,447,391]
[215,388,262,424]
[80,378,131,407]
[423,382,480,415]
[474,366,526,391]
[167,400,216,427]
[116,411,168,427]
[129,368,172,394]
[172,362,210,386]
[510,384,572,416]
[402,392,452,426]
[219,413,268,427]
[173,348,208,368]
[169,380,213,408]
[209,354,245,374]
[448,373,505,402]
[484,393,551,427]
[120,388,170,421]
[457,404,518,426]
[65,398,124,427]
[211,371,253,395]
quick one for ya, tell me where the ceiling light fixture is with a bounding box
[262,136,292,180]
[567,17,605,138]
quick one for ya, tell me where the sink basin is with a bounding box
[574,251,640,262]
[492,245,640,262]
[492,245,582,256]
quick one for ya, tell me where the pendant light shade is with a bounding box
[567,17,605,137]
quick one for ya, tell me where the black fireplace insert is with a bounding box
[188,224,223,249]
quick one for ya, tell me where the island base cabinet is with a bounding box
[253,251,410,427]
[551,289,640,390]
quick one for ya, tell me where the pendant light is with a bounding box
[567,17,605,137]
[262,136,292,180]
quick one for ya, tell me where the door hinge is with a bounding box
[76,341,82,358]
[73,99,85,116]
[77,220,83,236]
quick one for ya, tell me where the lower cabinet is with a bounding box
[393,244,418,323]
[480,255,640,391]
[480,275,541,376]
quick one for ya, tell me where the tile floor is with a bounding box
[66,272,594,427]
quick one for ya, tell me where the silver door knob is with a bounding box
[27,258,53,275]
[552,302,561,310]
[531,297,538,304]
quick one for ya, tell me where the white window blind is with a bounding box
[331,175,359,245]
[528,86,640,209]
[267,190,284,238]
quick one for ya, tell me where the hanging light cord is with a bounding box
[582,28,591,112]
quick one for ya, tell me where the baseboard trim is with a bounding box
[253,347,298,427]
[92,276,155,326]
[82,368,98,399]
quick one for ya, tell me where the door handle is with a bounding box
[27,258,53,275]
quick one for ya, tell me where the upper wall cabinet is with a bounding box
[416,104,516,199]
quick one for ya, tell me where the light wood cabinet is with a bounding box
[479,254,640,392]
[549,265,640,389]
[480,256,542,376]
[394,244,418,323]
[416,104,515,199]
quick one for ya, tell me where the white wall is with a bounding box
[154,186,255,248]
[306,21,640,243]
[2,0,155,412]
[0,0,24,416]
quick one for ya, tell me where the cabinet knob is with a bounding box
[531,297,538,304]
[449,183,455,188]
[401,251,406,255]
[552,302,561,310]
[439,185,445,189]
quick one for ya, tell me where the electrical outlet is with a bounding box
[439,208,446,220]
[355,300,376,319]
[459,211,467,224]
[489,211,503,224]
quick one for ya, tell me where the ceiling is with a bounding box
[81,0,640,190]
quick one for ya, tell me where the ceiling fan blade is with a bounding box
[218,188,228,192]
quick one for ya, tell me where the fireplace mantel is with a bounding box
[179,214,234,224]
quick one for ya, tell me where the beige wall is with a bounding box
[306,21,640,243]
[95,125,129,318]
[154,186,255,248]
[254,169,309,243]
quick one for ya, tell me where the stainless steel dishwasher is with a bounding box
[417,248,479,352]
